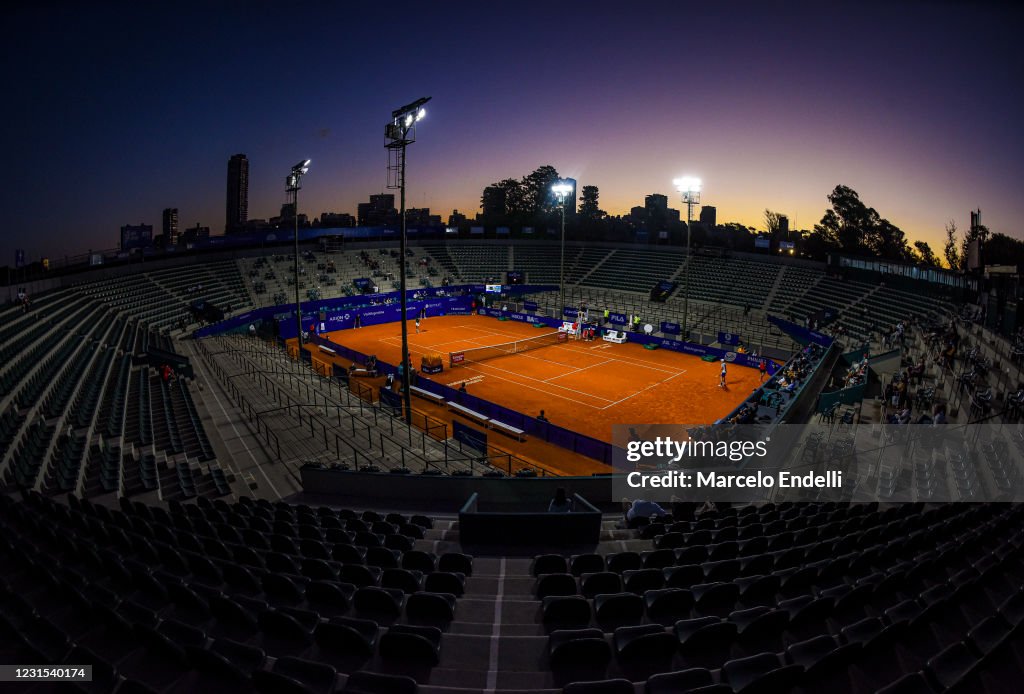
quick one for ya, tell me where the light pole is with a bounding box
[386,97,430,425]
[287,159,311,348]
[674,176,702,341]
[552,181,573,318]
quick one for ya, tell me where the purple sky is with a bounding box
[2,1,1021,264]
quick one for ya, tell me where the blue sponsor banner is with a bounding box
[766,315,835,347]
[563,306,579,318]
[353,278,372,289]
[523,301,538,311]
[660,321,681,335]
[718,331,741,346]
[609,312,627,325]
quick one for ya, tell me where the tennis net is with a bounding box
[450,330,568,367]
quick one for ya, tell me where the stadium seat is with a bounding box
[562,679,633,694]
[580,572,621,599]
[543,596,592,628]
[594,592,645,628]
[645,588,695,623]
[548,627,611,676]
[613,623,677,678]
[645,667,715,694]
[538,573,579,599]
[379,624,441,667]
[343,670,418,694]
[721,652,803,694]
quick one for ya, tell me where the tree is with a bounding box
[982,232,1024,267]
[579,185,604,221]
[812,185,911,261]
[943,221,961,270]
[521,165,560,217]
[764,209,783,234]
[913,240,940,267]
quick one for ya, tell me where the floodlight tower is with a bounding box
[552,181,574,315]
[287,159,311,347]
[386,97,430,425]
[674,176,702,340]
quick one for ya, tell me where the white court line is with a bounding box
[546,358,613,382]
[599,369,689,410]
[455,362,613,408]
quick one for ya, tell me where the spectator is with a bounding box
[536,410,549,423]
[548,487,573,513]
[249,323,256,338]
[694,500,718,518]
[458,382,467,394]
[622,497,668,523]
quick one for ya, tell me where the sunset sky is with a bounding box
[2,1,1021,263]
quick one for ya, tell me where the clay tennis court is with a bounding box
[322,314,761,444]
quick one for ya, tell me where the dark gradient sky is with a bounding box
[2,1,1021,264]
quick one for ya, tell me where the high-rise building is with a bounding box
[357,193,397,227]
[645,194,669,229]
[120,223,153,250]
[448,210,467,226]
[777,214,789,235]
[319,212,356,227]
[162,208,179,246]
[699,205,717,227]
[226,154,249,234]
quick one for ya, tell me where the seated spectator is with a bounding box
[622,498,668,523]
[548,488,573,513]
[536,410,549,423]
[694,500,718,518]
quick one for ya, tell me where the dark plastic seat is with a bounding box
[353,587,403,619]
[257,609,314,655]
[570,553,606,576]
[874,671,934,694]
[613,623,676,677]
[721,652,803,694]
[623,568,665,594]
[549,627,611,672]
[424,571,465,597]
[437,552,473,576]
[313,619,376,665]
[692,582,740,617]
[645,667,714,694]
[785,634,860,683]
[595,592,645,628]
[598,553,638,577]
[542,595,592,628]
[642,549,676,570]
[645,588,695,623]
[538,573,579,599]
[676,617,737,669]
[381,568,422,594]
[306,581,354,616]
[665,564,704,589]
[262,573,305,606]
[338,564,381,587]
[343,670,418,693]
[265,656,337,694]
[379,624,441,666]
[580,572,622,599]
[534,554,569,576]
[925,641,979,691]
[366,547,400,569]
[405,591,456,624]
[675,546,709,566]
[399,552,436,573]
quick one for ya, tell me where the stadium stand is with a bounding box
[1,239,1021,692]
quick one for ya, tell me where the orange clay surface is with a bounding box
[321,314,761,444]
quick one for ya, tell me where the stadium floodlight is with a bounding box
[287,160,310,347]
[551,180,574,316]
[386,97,432,425]
[674,175,702,341]
[674,176,702,196]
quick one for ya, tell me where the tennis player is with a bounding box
[719,359,727,388]
[415,317,421,334]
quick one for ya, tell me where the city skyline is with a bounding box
[2,1,1021,263]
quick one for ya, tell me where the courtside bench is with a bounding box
[447,401,490,424]
[411,386,445,405]
[488,419,526,442]
[603,329,627,344]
